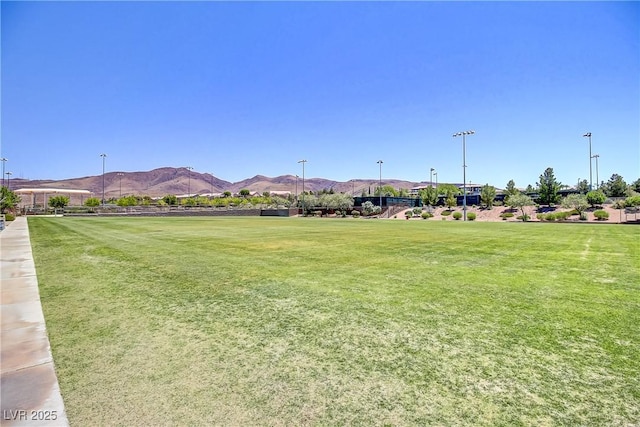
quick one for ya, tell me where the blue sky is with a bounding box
[2,1,638,189]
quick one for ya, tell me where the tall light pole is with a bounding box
[583,132,593,191]
[298,160,307,213]
[100,153,107,205]
[434,172,438,205]
[295,175,299,206]
[117,172,124,197]
[5,172,12,190]
[186,166,193,197]
[377,160,383,210]
[592,154,600,190]
[430,168,435,187]
[0,158,7,187]
[453,130,475,221]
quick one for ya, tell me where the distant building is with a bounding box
[15,188,93,209]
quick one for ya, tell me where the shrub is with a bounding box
[500,212,514,219]
[413,207,422,215]
[361,201,376,216]
[421,212,433,219]
[85,197,101,207]
[441,210,452,216]
[351,210,360,218]
[586,190,606,207]
[517,214,530,221]
[163,194,178,205]
[453,211,462,220]
[5,213,16,221]
[579,213,588,221]
[626,195,640,208]
[594,210,609,220]
[467,212,476,221]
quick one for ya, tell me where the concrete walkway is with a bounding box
[1,217,69,426]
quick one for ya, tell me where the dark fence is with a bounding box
[354,196,422,208]
[260,208,298,217]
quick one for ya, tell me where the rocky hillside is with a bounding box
[10,167,425,198]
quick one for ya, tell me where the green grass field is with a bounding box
[28,217,639,426]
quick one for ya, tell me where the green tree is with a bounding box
[480,184,497,209]
[631,178,640,193]
[163,194,178,205]
[438,184,460,197]
[420,186,438,207]
[538,167,561,206]
[117,195,139,206]
[223,191,232,198]
[374,185,398,197]
[507,193,533,221]
[576,179,589,194]
[504,180,520,198]
[48,195,70,209]
[318,193,336,210]
[300,194,318,214]
[339,194,354,212]
[181,197,197,206]
[239,189,251,197]
[586,190,606,208]
[525,184,536,194]
[602,174,628,197]
[1,186,21,213]
[445,190,457,210]
[324,193,354,213]
[562,194,589,216]
[85,197,100,207]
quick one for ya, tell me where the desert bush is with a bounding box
[49,195,70,209]
[594,210,609,220]
[517,214,530,221]
[413,207,422,215]
[421,211,433,219]
[5,213,16,221]
[626,195,640,207]
[541,211,569,222]
[441,210,452,216]
[85,197,100,207]
[579,213,588,221]
[351,210,360,218]
[586,190,606,207]
[467,212,477,221]
[453,212,462,220]
[500,212,514,219]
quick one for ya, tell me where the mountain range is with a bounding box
[9,167,428,198]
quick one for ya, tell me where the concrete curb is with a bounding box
[1,217,69,426]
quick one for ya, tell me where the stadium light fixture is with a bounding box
[453,130,475,221]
